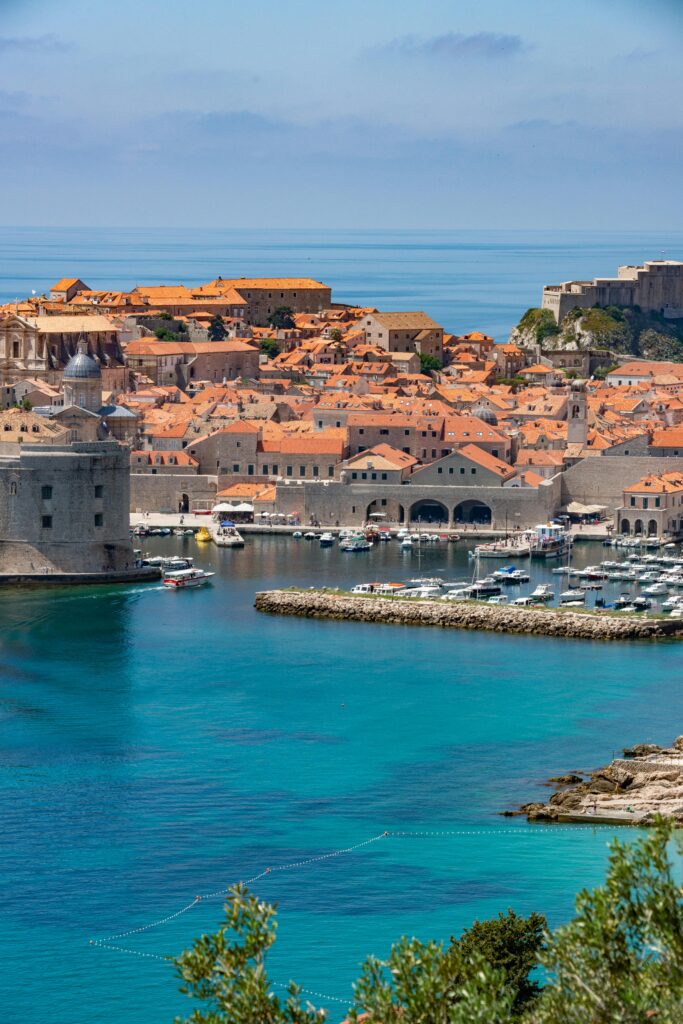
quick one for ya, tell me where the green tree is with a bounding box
[174,884,326,1024]
[518,308,560,345]
[637,328,683,362]
[451,909,545,1017]
[419,353,442,373]
[328,328,343,343]
[260,338,281,359]
[267,307,295,331]
[535,820,683,1024]
[208,315,227,342]
[20,397,32,411]
[154,327,179,341]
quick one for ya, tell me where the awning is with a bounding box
[566,501,607,516]
[213,501,254,513]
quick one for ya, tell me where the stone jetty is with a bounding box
[254,589,683,642]
[520,737,683,825]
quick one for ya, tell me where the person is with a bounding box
[591,800,597,815]
[179,514,184,526]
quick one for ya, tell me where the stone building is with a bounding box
[359,312,444,361]
[124,339,259,386]
[542,259,683,323]
[0,314,123,384]
[202,278,332,326]
[616,471,683,538]
[0,439,141,577]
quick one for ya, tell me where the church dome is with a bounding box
[64,346,101,380]
[472,403,498,426]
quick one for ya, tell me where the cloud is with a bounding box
[0,34,70,54]
[378,31,530,61]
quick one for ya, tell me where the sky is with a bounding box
[0,0,682,229]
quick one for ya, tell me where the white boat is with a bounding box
[292,531,302,539]
[512,596,534,606]
[163,568,215,589]
[530,584,554,602]
[213,523,245,547]
[474,539,531,558]
[642,582,668,596]
[304,531,317,540]
[319,532,335,547]
[488,594,509,605]
[529,523,572,559]
[340,535,372,552]
[559,589,586,603]
[400,538,413,549]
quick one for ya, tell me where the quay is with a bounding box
[254,589,683,641]
[129,512,612,542]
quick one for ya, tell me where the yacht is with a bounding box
[319,532,335,547]
[213,523,245,547]
[642,582,668,596]
[530,583,554,602]
[163,567,215,590]
[559,589,586,603]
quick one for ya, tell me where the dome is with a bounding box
[472,403,498,426]
[64,346,101,380]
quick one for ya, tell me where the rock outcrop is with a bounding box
[520,738,683,825]
[254,589,683,642]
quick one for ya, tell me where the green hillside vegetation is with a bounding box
[513,305,683,361]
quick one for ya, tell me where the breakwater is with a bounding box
[254,589,683,641]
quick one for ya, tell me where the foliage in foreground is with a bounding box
[174,822,683,1024]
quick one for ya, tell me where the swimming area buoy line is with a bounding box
[89,825,629,1006]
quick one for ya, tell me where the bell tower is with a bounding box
[567,381,587,446]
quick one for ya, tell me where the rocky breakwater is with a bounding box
[254,590,683,642]
[520,738,683,825]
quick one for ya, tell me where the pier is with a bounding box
[254,588,683,641]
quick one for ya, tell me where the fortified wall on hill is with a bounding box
[542,260,683,323]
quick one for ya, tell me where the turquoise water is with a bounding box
[1,535,682,1023]
[2,227,683,339]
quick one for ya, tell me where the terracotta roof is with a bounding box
[367,311,442,331]
[456,443,514,477]
[624,472,683,495]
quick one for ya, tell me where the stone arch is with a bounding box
[454,499,492,525]
[180,493,190,513]
[366,498,404,524]
[620,517,630,535]
[409,499,449,525]
[648,519,658,536]
[634,518,643,535]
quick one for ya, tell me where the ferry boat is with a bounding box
[529,523,572,560]
[163,567,215,589]
[213,523,245,547]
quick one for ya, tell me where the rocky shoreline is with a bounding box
[254,589,683,642]
[516,738,683,825]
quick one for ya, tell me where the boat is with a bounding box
[400,538,413,549]
[304,531,317,540]
[163,567,215,589]
[292,531,302,539]
[509,570,530,583]
[470,578,502,597]
[559,589,586,603]
[319,532,335,547]
[213,522,245,547]
[160,556,194,570]
[340,535,372,552]
[195,527,212,543]
[642,582,668,596]
[488,595,509,605]
[529,523,572,560]
[632,596,652,611]
[530,584,554,602]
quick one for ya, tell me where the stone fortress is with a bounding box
[542,259,683,323]
[0,345,150,582]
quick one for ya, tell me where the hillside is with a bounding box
[510,305,683,361]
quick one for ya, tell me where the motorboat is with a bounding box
[340,535,372,552]
[470,579,501,597]
[509,570,530,583]
[408,586,442,598]
[213,523,245,547]
[642,582,668,596]
[632,596,652,611]
[559,589,586,603]
[163,567,215,589]
[530,584,554,602]
[512,596,534,606]
[400,537,413,549]
[292,531,302,539]
[488,595,509,605]
[442,588,473,601]
[304,531,317,540]
[492,566,517,580]
[319,532,335,547]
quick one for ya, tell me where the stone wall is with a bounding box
[130,472,218,512]
[561,455,683,511]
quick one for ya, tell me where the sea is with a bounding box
[2,228,683,1024]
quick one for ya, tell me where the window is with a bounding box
[471,468,476,474]
[380,429,389,436]
[460,467,465,475]
[41,515,52,528]
[655,497,661,508]
[328,466,334,477]
[41,485,53,499]
[438,467,443,474]
[492,450,498,459]
[262,465,269,476]
[361,472,367,480]
[643,498,648,510]
[402,447,410,454]
[449,467,454,475]
[10,481,17,496]
[272,465,278,476]
[313,466,319,477]
[94,485,103,498]
[286,466,293,476]
[12,341,19,358]
[94,513,103,527]
[381,499,387,506]
[352,472,357,479]
[233,464,240,473]
[299,466,306,477]
[404,430,410,436]
[381,473,387,481]
[248,464,254,476]
[371,472,376,480]
[359,428,364,435]
[431,449,436,458]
